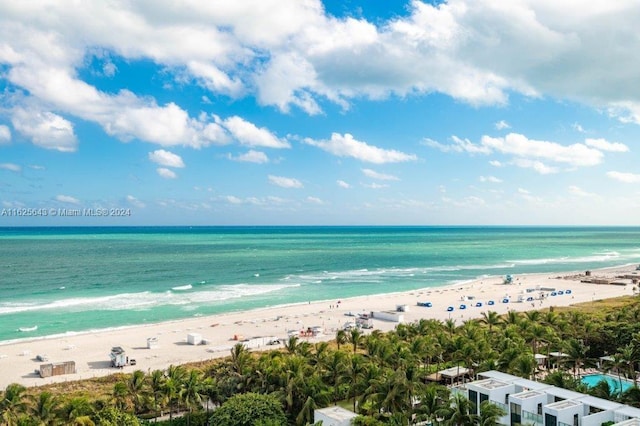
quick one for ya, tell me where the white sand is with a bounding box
[1,265,638,389]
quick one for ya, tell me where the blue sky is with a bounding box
[0,0,639,226]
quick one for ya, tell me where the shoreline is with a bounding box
[0,264,638,389]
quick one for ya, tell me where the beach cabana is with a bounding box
[549,351,569,369]
[438,366,471,385]
[534,353,548,368]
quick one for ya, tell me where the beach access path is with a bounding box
[0,265,637,390]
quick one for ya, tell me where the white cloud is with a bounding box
[424,136,491,154]
[513,158,558,174]
[518,188,530,195]
[231,150,269,163]
[337,180,351,189]
[305,133,417,164]
[268,175,303,188]
[481,133,603,167]
[222,116,290,148]
[156,168,178,179]
[11,108,77,152]
[0,125,10,143]
[606,171,640,183]
[479,175,502,183]
[363,182,388,189]
[3,0,640,125]
[225,195,244,204]
[55,194,80,204]
[429,132,604,173]
[495,120,510,130]
[572,123,586,133]
[568,185,596,197]
[0,163,21,172]
[126,195,146,208]
[362,168,399,181]
[584,138,629,153]
[306,196,323,204]
[148,149,185,168]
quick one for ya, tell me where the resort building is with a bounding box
[462,371,640,426]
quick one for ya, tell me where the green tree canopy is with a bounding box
[209,392,287,426]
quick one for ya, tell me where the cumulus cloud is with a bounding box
[157,168,178,179]
[606,171,640,183]
[362,168,399,181]
[305,133,417,164]
[2,0,640,126]
[306,196,323,204]
[55,194,80,204]
[337,180,351,188]
[429,132,610,174]
[222,116,290,148]
[148,149,185,168]
[230,150,269,163]
[0,125,10,143]
[11,108,77,152]
[268,175,303,188]
[584,138,629,153]
[0,163,21,172]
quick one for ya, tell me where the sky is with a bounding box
[0,0,639,226]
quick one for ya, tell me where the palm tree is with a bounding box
[344,353,366,412]
[479,311,501,334]
[323,350,348,405]
[0,383,28,426]
[164,364,187,420]
[478,400,506,426]
[28,391,62,426]
[127,369,146,415]
[563,338,590,378]
[336,329,348,350]
[181,369,205,426]
[148,369,167,419]
[111,382,129,412]
[445,392,478,426]
[350,327,363,353]
[414,384,450,424]
[60,396,94,425]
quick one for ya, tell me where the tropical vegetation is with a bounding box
[2,294,640,425]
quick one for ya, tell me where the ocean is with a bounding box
[1,226,639,344]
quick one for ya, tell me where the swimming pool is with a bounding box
[581,374,634,393]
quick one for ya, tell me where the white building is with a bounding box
[463,371,640,426]
[314,406,358,426]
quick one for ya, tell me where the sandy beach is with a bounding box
[1,265,638,390]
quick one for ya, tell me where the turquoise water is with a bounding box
[1,226,640,343]
[582,374,634,393]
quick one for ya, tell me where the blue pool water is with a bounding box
[582,374,634,393]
